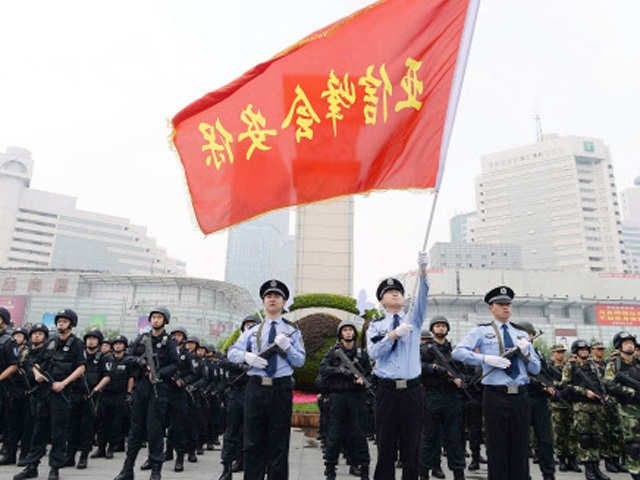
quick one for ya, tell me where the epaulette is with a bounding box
[372,317,384,322]
[282,318,296,328]
[477,322,492,327]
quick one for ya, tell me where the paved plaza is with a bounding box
[0,428,632,480]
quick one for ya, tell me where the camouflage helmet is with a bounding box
[571,339,590,354]
[613,331,637,350]
[337,319,358,340]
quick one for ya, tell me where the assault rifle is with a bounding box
[82,374,100,417]
[141,334,161,399]
[32,365,71,405]
[615,371,640,392]
[573,363,616,409]
[426,343,475,401]
[333,346,375,397]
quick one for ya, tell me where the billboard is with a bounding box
[89,314,105,330]
[595,304,640,327]
[554,327,578,350]
[0,296,27,328]
[42,313,56,331]
[137,315,151,333]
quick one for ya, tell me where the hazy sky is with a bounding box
[1,1,638,300]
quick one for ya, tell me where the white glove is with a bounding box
[244,352,268,369]
[517,338,530,355]
[394,323,413,339]
[483,355,511,369]
[418,251,430,268]
[275,333,291,351]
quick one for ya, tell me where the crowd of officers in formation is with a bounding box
[0,264,639,480]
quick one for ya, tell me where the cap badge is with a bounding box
[387,279,394,286]
[500,287,506,294]
[270,280,277,287]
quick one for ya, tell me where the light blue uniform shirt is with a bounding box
[228,316,306,378]
[452,319,541,386]
[366,276,429,380]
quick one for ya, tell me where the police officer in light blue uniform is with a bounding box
[228,279,305,480]
[366,251,430,480]
[452,286,540,480]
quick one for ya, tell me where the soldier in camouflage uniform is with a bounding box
[561,339,611,480]
[603,331,640,480]
[591,341,626,473]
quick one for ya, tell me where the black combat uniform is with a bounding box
[0,311,19,465]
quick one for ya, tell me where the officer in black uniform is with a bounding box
[208,346,226,451]
[419,316,466,480]
[13,323,50,479]
[102,338,113,355]
[218,315,258,480]
[0,307,19,464]
[15,309,87,480]
[97,335,132,460]
[320,319,372,480]
[228,279,306,480]
[514,321,555,480]
[113,307,178,480]
[4,327,30,467]
[67,329,111,470]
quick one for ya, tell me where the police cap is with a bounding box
[376,278,405,301]
[259,279,290,301]
[484,286,514,305]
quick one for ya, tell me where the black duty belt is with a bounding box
[376,376,421,391]
[248,375,292,387]
[484,384,528,395]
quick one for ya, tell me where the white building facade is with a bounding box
[470,135,626,273]
[621,177,640,273]
[0,147,185,275]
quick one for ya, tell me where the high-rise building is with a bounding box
[470,135,626,273]
[295,197,354,296]
[429,242,522,270]
[621,177,640,273]
[0,147,186,275]
[450,211,476,243]
[225,209,295,299]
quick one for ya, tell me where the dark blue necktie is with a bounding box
[391,314,400,351]
[265,321,277,377]
[502,324,520,379]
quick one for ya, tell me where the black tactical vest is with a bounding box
[104,355,129,393]
[47,335,79,382]
[85,351,103,388]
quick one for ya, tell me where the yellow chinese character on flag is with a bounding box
[238,104,277,160]
[199,119,234,170]
[321,70,356,136]
[282,85,321,142]
[395,57,424,112]
[359,64,392,125]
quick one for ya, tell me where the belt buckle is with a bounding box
[261,377,273,386]
[395,380,407,390]
[507,385,519,395]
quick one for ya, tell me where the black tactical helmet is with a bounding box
[613,331,637,350]
[337,319,358,340]
[421,328,433,340]
[241,315,259,332]
[55,309,78,327]
[102,337,113,345]
[429,315,450,332]
[112,335,128,347]
[84,329,104,344]
[12,327,28,338]
[170,325,188,337]
[206,345,216,353]
[149,306,171,325]
[571,339,590,354]
[513,320,536,336]
[29,323,50,339]
[0,307,11,327]
[186,335,200,346]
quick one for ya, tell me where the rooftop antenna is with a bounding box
[534,113,543,143]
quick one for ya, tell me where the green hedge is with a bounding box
[294,335,336,391]
[288,293,360,315]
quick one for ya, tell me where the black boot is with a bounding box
[468,451,480,471]
[231,458,243,472]
[604,458,620,473]
[453,470,465,480]
[196,446,204,455]
[187,451,197,463]
[568,456,583,472]
[206,443,215,451]
[77,451,88,469]
[17,452,28,467]
[360,464,369,480]
[174,452,184,473]
[114,455,136,480]
[593,461,611,480]
[91,444,106,458]
[558,456,568,472]
[105,445,114,459]
[542,475,555,480]
[431,466,446,479]
[164,447,173,462]
[150,462,162,480]
[13,465,38,480]
[140,458,152,470]
[349,464,361,476]
[48,468,59,480]
[218,463,232,480]
[324,464,337,480]
[63,450,76,467]
[584,462,598,480]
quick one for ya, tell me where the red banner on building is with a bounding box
[596,304,640,326]
[172,0,478,234]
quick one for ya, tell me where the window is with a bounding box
[18,208,57,218]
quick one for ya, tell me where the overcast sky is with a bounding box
[1,1,638,301]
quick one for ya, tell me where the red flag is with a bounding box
[172,0,479,234]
